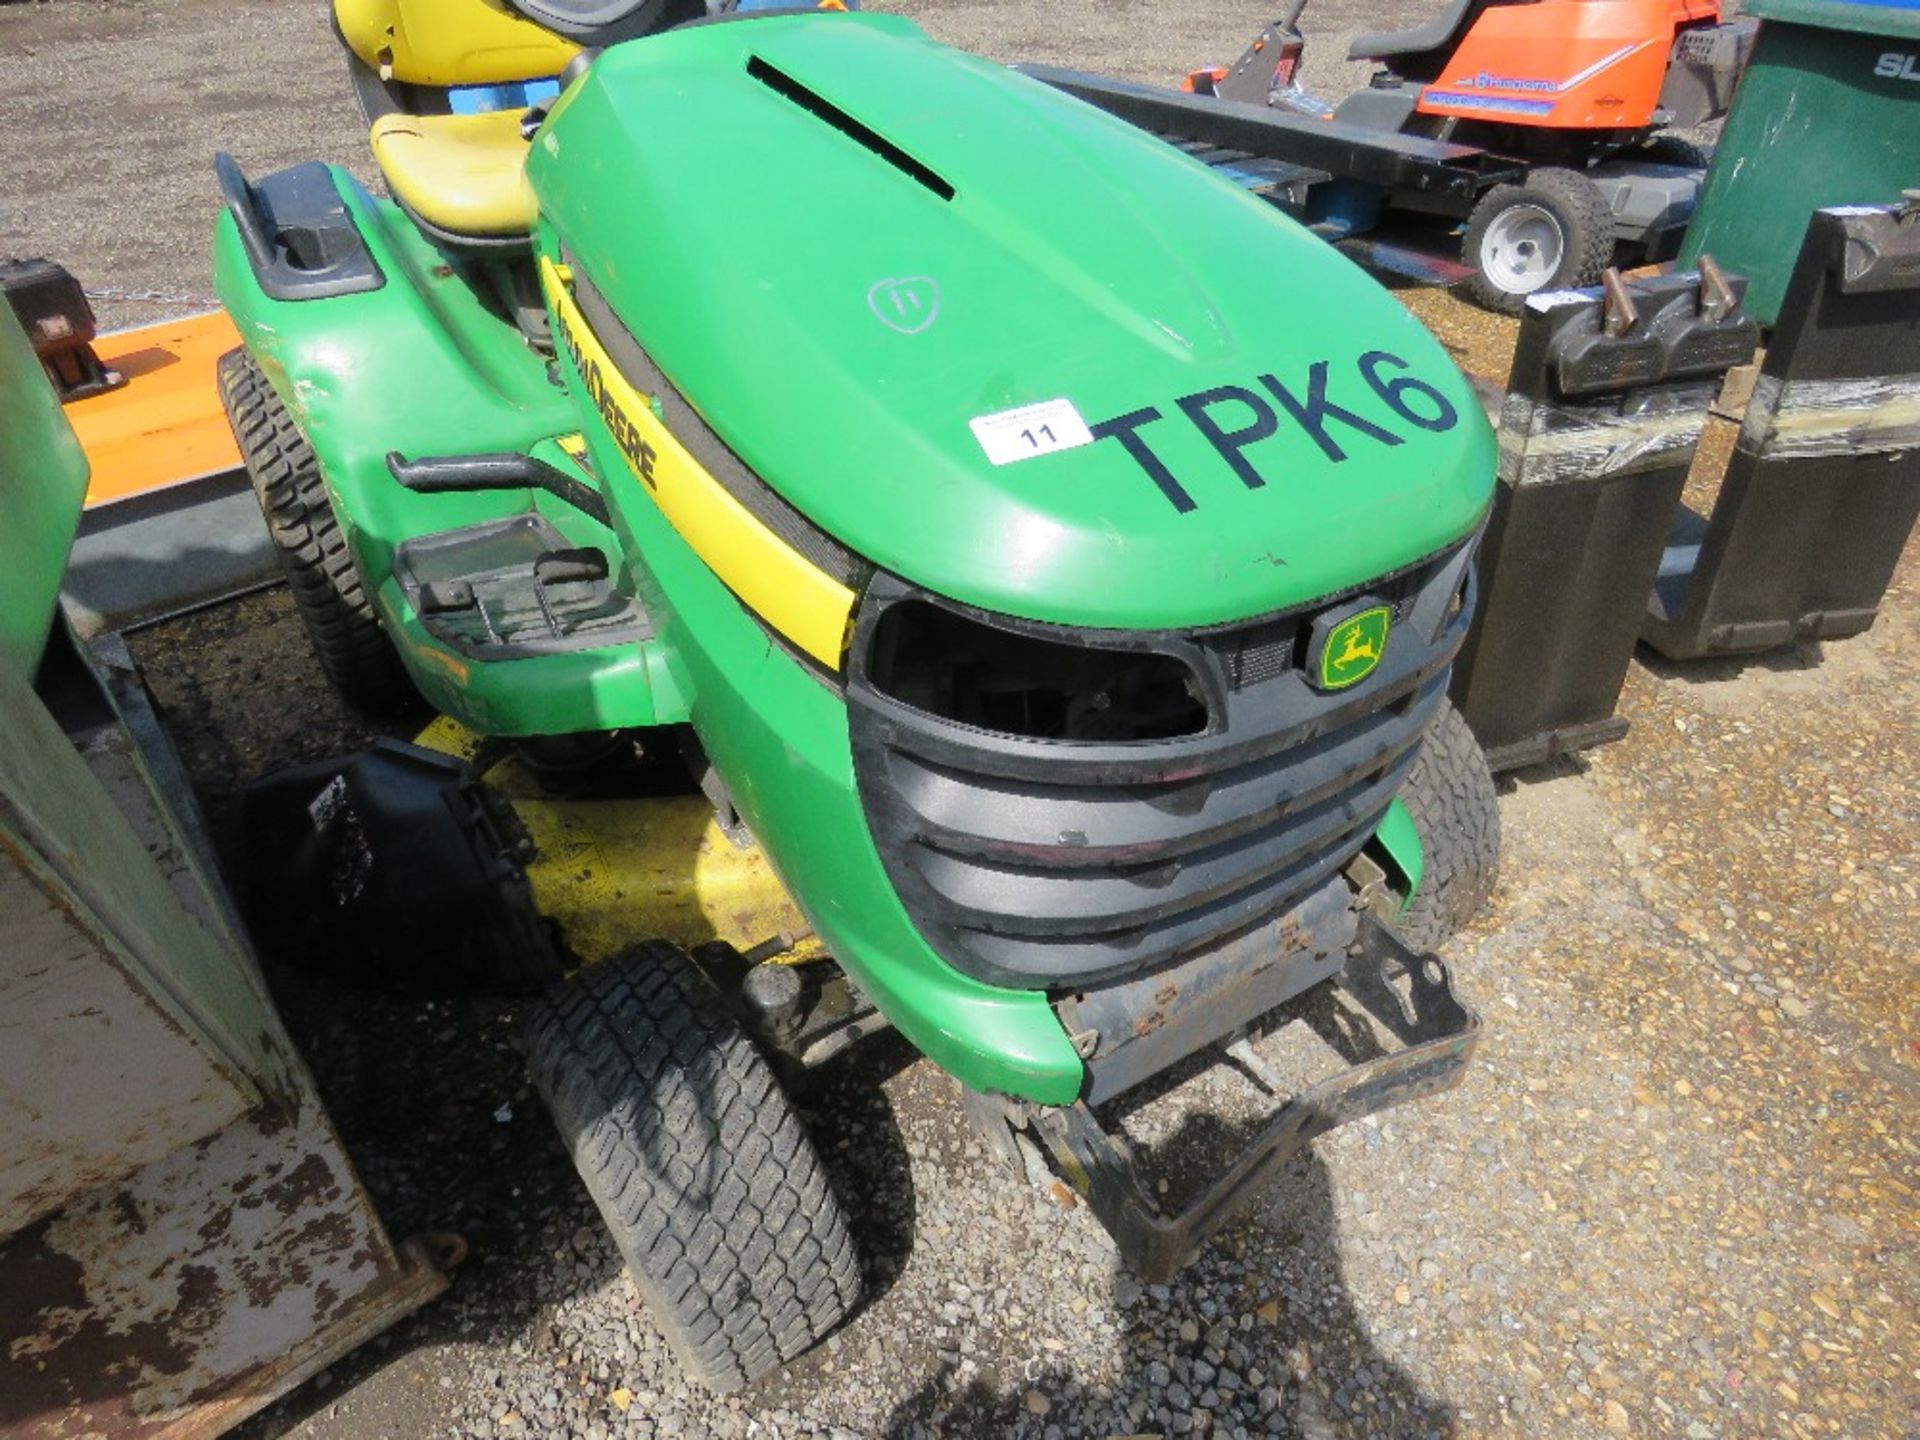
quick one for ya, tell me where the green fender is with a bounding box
[212,173,686,737]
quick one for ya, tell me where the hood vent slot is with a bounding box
[746,54,955,201]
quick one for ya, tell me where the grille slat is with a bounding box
[910,737,1423,935]
[886,670,1444,868]
[858,631,1456,789]
[848,539,1480,990]
[952,807,1389,983]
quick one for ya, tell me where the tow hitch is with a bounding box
[1027,918,1480,1281]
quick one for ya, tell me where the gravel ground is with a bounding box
[4,2,1916,1438]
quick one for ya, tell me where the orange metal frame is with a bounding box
[63,311,243,508]
[1416,0,1719,131]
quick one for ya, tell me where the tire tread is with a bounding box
[216,347,408,710]
[524,942,861,1393]
[1461,168,1613,315]
[1395,698,1501,950]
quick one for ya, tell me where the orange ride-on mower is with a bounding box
[1190,0,1755,310]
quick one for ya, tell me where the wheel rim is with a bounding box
[1479,203,1566,296]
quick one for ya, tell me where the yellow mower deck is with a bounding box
[416,717,826,968]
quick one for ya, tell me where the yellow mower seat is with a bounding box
[335,0,579,88]
[369,108,538,240]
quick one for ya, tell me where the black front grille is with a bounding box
[846,539,1480,990]
[1212,558,1440,692]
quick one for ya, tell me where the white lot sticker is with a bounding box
[969,398,1095,466]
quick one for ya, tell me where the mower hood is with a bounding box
[530,11,1494,631]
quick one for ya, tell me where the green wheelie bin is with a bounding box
[1680,0,1920,324]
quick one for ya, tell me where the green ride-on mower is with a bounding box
[214,0,1501,1392]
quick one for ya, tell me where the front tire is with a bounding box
[1461,168,1614,314]
[216,347,410,711]
[524,942,862,1393]
[1394,699,1500,951]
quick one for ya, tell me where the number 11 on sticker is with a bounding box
[970,398,1094,467]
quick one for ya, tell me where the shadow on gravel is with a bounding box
[878,1137,1456,1440]
[1492,749,1590,794]
[805,1032,924,1309]
[1631,635,1827,685]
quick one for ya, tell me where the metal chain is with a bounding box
[82,285,220,311]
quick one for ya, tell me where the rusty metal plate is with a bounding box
[0,1102,446,1440]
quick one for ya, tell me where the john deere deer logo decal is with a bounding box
[1314,604,1391,691]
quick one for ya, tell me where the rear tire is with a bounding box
[1635,134,1711,169]
[1461,168,1614,314]
[1393,699,1500,951]
[216,347,410,711]
[524,941,862,1393]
